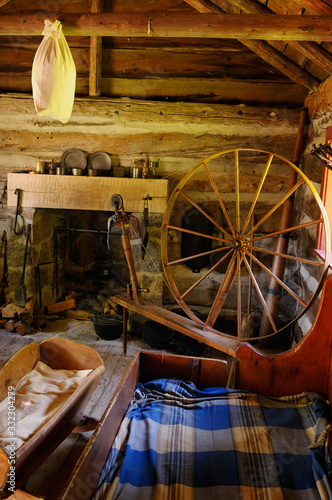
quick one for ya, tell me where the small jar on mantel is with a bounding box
[132,159,139,178]
[142,155,149,179]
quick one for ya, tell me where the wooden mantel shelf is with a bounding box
[7,173,169,213]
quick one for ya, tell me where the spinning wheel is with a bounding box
[161,148,330,341]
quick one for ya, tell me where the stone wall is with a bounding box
[289,76,332,338]
[5,207,68,308]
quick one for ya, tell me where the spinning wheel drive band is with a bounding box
[161,148,330,341]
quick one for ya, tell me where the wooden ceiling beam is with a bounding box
[230,0,332,75]
[183,0,319,90]
[1,12,332,41]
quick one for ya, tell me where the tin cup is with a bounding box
[36,161,45,174]
[56,166,66,175]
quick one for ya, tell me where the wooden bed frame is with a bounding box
[44,271,332,500]
[5,272,332,500]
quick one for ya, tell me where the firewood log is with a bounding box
[31,305,47,330]
[47,298,76,315]
[18,312,32,326]
[2,303,24,318]
[0,318,7,329]
[14,321,32,336]
[5,319,15,331]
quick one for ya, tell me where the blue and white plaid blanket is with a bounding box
[94,378,332,499]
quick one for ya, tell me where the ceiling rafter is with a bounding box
[183,0,319,90]
[0,0,12,8]
[182,0,224,13]
[292,0,332,14]
[240,40,319,90]
[230,0,332,74]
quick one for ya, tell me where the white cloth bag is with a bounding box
[32,19,76,124]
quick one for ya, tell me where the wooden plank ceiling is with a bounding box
[0,0,332,107]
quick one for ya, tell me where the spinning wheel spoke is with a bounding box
[164,224,229,244]
[244,179,305,239]
[247,245,324,268]
[176,188,232,239]
[166,245,232,267]
[205,251,239,328]
[237,252,242,338]
[202,161,235,239]
[247,218,324,244]
[243,254,278,333]
[179,249,234,300]
[246,250,307,308]
[241,153,274,237]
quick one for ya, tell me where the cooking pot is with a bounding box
[89,314,123,340]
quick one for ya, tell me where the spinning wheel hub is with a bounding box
[230,238,244,250]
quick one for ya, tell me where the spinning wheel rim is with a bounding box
[161,148,330,342]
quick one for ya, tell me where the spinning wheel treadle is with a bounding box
[161,148,330,342]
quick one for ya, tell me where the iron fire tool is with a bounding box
[141,195,152,260]
[14,223,31,307]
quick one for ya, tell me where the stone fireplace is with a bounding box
[5,172,169,317]
[5,206,164,316]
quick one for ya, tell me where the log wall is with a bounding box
[0,93,302,230]
[0,93,304,310]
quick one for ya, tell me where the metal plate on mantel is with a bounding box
[61,149,88,169]
[88,151,112,170]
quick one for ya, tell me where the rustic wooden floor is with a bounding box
[0,316,224,499]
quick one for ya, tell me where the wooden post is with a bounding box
[89,0,103,96]
[258,108,308,336]
[121,231,144,305]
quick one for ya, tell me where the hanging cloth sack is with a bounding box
[32,19,76,124]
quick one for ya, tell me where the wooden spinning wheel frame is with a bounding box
[160,148,330,342]
[112,146,330,357]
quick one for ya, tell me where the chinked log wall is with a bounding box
[0,93,301,192]
[0,94,301,245]
[0,93,303,308]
